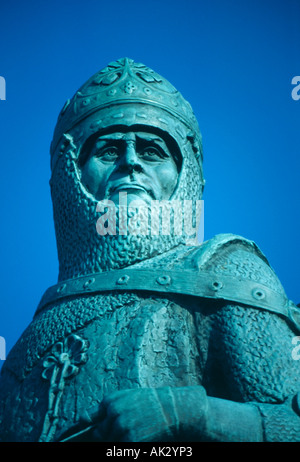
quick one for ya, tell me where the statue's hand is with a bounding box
[92,386,209,442]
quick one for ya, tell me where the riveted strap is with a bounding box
[34,269,299,331]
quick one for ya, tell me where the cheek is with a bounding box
[80,158,109,197]
[155,162,178,196]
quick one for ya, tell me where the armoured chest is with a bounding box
[0,291,204,441]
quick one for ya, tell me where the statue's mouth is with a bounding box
[109,183,155,199]
[112,183,147,192]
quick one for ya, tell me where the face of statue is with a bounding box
[79,129,179,205]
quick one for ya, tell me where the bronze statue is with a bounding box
[1,58,300,442]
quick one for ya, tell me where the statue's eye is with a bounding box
[139,146,166,161]
[96,146,119,161]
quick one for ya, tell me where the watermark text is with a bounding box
[96,193,204,245]
[0,336,6,360]
[291,76,300,101]
[291,336,300,360]
[0,76,6,100]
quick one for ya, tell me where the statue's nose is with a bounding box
[119,142,142,172]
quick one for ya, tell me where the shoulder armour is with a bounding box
[186,233,300,330]
[188,233,283,294]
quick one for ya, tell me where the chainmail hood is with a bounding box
[49,58,205,281]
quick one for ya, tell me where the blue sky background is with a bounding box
[0,0,299,366]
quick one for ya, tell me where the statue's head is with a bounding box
[50,58,205,280]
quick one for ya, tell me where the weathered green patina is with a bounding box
[0,58,300,442]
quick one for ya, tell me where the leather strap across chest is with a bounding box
[34,268,300,331]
